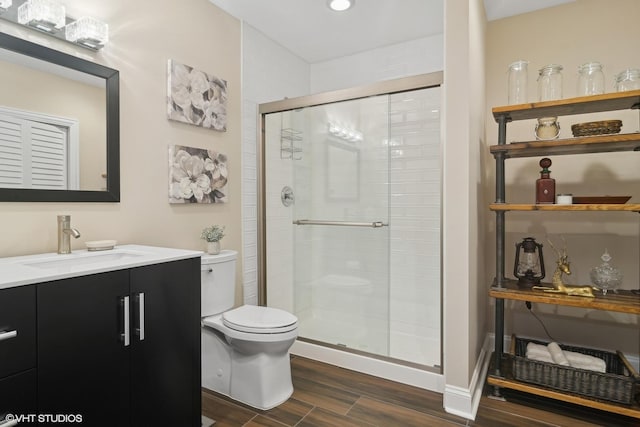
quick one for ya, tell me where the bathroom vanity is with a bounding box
[0,245,202,426]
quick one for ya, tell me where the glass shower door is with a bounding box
[291,95,391,356]
[263,82,442,369]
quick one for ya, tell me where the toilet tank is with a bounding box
[201,249,238,317]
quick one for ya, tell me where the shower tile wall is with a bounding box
[388,88,441,366]
[264,113,296,312]
[242,23,310,304]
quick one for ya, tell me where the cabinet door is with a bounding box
[0,285,36,379]
[130,258,201,427]
[0,369,36,424]
[37,270,130,426]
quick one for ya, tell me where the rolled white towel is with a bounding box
[565,350,607,373]
[526,342,553,362]
[527,352,554,363]
[526,342,551,358]
[547,342,570,366]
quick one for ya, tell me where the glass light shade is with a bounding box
[65,16,108,49]
[327,0,354,12]
[17,0,66,32]
[0,0,12,11]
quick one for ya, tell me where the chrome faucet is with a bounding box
[57,215,81,254]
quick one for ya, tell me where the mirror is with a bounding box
[0,32,119,202]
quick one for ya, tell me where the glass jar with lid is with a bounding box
[614,68,640,92]
[537,64,563,101]
[577,62,605,96]
[507,60,529,104]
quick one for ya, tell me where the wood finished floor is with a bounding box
[202,355,639,427]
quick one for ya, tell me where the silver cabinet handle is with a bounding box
[0,330,17,342]
[121,296,130,347]
[136,293,145,341]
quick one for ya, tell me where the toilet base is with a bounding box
[202,326,296,410]
[230,348,294,410]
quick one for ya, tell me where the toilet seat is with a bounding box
[222,305,297,334]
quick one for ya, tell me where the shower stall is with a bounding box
[258,73,443,379]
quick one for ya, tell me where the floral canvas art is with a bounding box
[167,59,227,131]
[169,145,228,204]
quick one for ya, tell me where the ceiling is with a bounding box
[208,0,574,63]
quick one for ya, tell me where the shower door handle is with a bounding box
[293,219,388,228]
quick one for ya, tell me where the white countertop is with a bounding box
[0,245,203,290]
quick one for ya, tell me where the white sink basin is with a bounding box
[22,249,146,270]
[0,245,203,290]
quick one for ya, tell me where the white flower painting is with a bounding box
[167,59,227,131]
[169,145,228,204]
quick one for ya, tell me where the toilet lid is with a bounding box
[222,305,298,334]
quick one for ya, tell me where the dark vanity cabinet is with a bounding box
[37,270,131,425]
[0,286,37,423]
[9,257,201,427]
[129,260,201,426]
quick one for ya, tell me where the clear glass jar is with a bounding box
[577,62,605,96]
[614,68,640,92]
[537,64,563,101]
[507,60,528,104]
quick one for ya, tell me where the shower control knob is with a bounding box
[281,186,294,207]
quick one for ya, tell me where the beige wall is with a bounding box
[485,0,640,354]
[443,0,486,392]
[0,0,243,303]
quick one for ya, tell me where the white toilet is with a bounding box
[200,250,298,410]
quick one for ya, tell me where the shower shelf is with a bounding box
[281,128,303,160]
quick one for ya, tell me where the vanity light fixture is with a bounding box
[327,0,354,12]
[0,0,109,50]
[65,16,108,49]
[328,122,363,142]
[17,0,65,32]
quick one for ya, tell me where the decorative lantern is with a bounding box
[514,237,545,288]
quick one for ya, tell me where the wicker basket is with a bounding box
[571,120,622,137]
[510,335,639,405]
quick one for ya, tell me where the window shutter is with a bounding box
[0,115,25,188]
[0,113,68,189]
[29,121,67,189]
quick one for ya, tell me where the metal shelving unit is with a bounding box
[488,90,640,419]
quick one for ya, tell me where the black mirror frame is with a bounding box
[0,32,119,202]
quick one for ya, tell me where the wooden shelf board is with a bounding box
[490,133,640,158]
[487,374,640,419]
[490,203,640,212]
[493,90,640,122]
[490,280,640,314]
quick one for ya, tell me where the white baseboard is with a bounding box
[442,334,493,420]
[291,340,445,392]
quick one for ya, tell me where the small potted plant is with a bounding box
[201,225,225,254]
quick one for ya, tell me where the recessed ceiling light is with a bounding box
[327,0,354,12]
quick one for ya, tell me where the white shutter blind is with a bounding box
[29,122,67,189]
[0,115,25,188]
[0,113,68,189]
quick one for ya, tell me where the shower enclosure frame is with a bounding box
[257,71,444,372]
